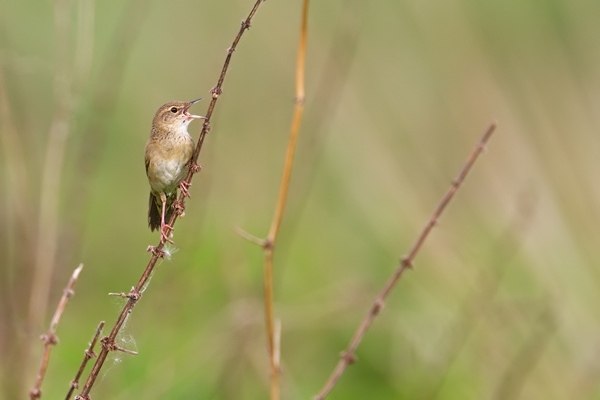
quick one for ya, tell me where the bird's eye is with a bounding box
[170,107,178,113]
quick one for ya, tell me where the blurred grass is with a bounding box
[2,0,600,399]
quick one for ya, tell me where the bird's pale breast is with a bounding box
[146,133,194,196]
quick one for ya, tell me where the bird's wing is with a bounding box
[144,141,152,176]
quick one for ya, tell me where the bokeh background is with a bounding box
[2,0,600,399]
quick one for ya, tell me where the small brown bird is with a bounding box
[145,99,205,244]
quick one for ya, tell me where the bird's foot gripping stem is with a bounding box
[160,223,174,245]
[179,181,192,198]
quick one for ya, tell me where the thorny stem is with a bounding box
[313,122,497,400]
[65,321,104,400]
[236,1,309,399]
[29,264,83,400]
[75,1,266,398]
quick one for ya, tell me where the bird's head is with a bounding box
[152,99,205,132]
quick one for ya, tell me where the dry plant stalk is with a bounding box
[26,0,96,393]
[0,63,32,236]
[74,1,266,398]
[65,321,104,400]
[29,264,83,400]
[235,0,309,398]
[314,122,498,400]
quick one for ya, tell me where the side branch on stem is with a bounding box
[236,1,310,399]
[74,1,267,398]
[29,264,83,400]
[313,122,498,400]
[65,321,104,400]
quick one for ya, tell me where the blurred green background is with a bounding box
[2,0,600,399]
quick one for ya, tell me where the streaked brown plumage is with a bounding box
[145,99,204,243]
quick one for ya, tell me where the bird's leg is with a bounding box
[179,180,191,198]
[160,193,174,244]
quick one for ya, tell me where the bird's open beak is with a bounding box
[184,98,206,119]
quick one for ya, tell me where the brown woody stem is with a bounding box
[30,264,83,400]
[65,321,104,400]
[75,1,266,398]
[314,122,497,399]
[235,1,310,399]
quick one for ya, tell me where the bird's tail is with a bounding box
[148,192,176,231]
